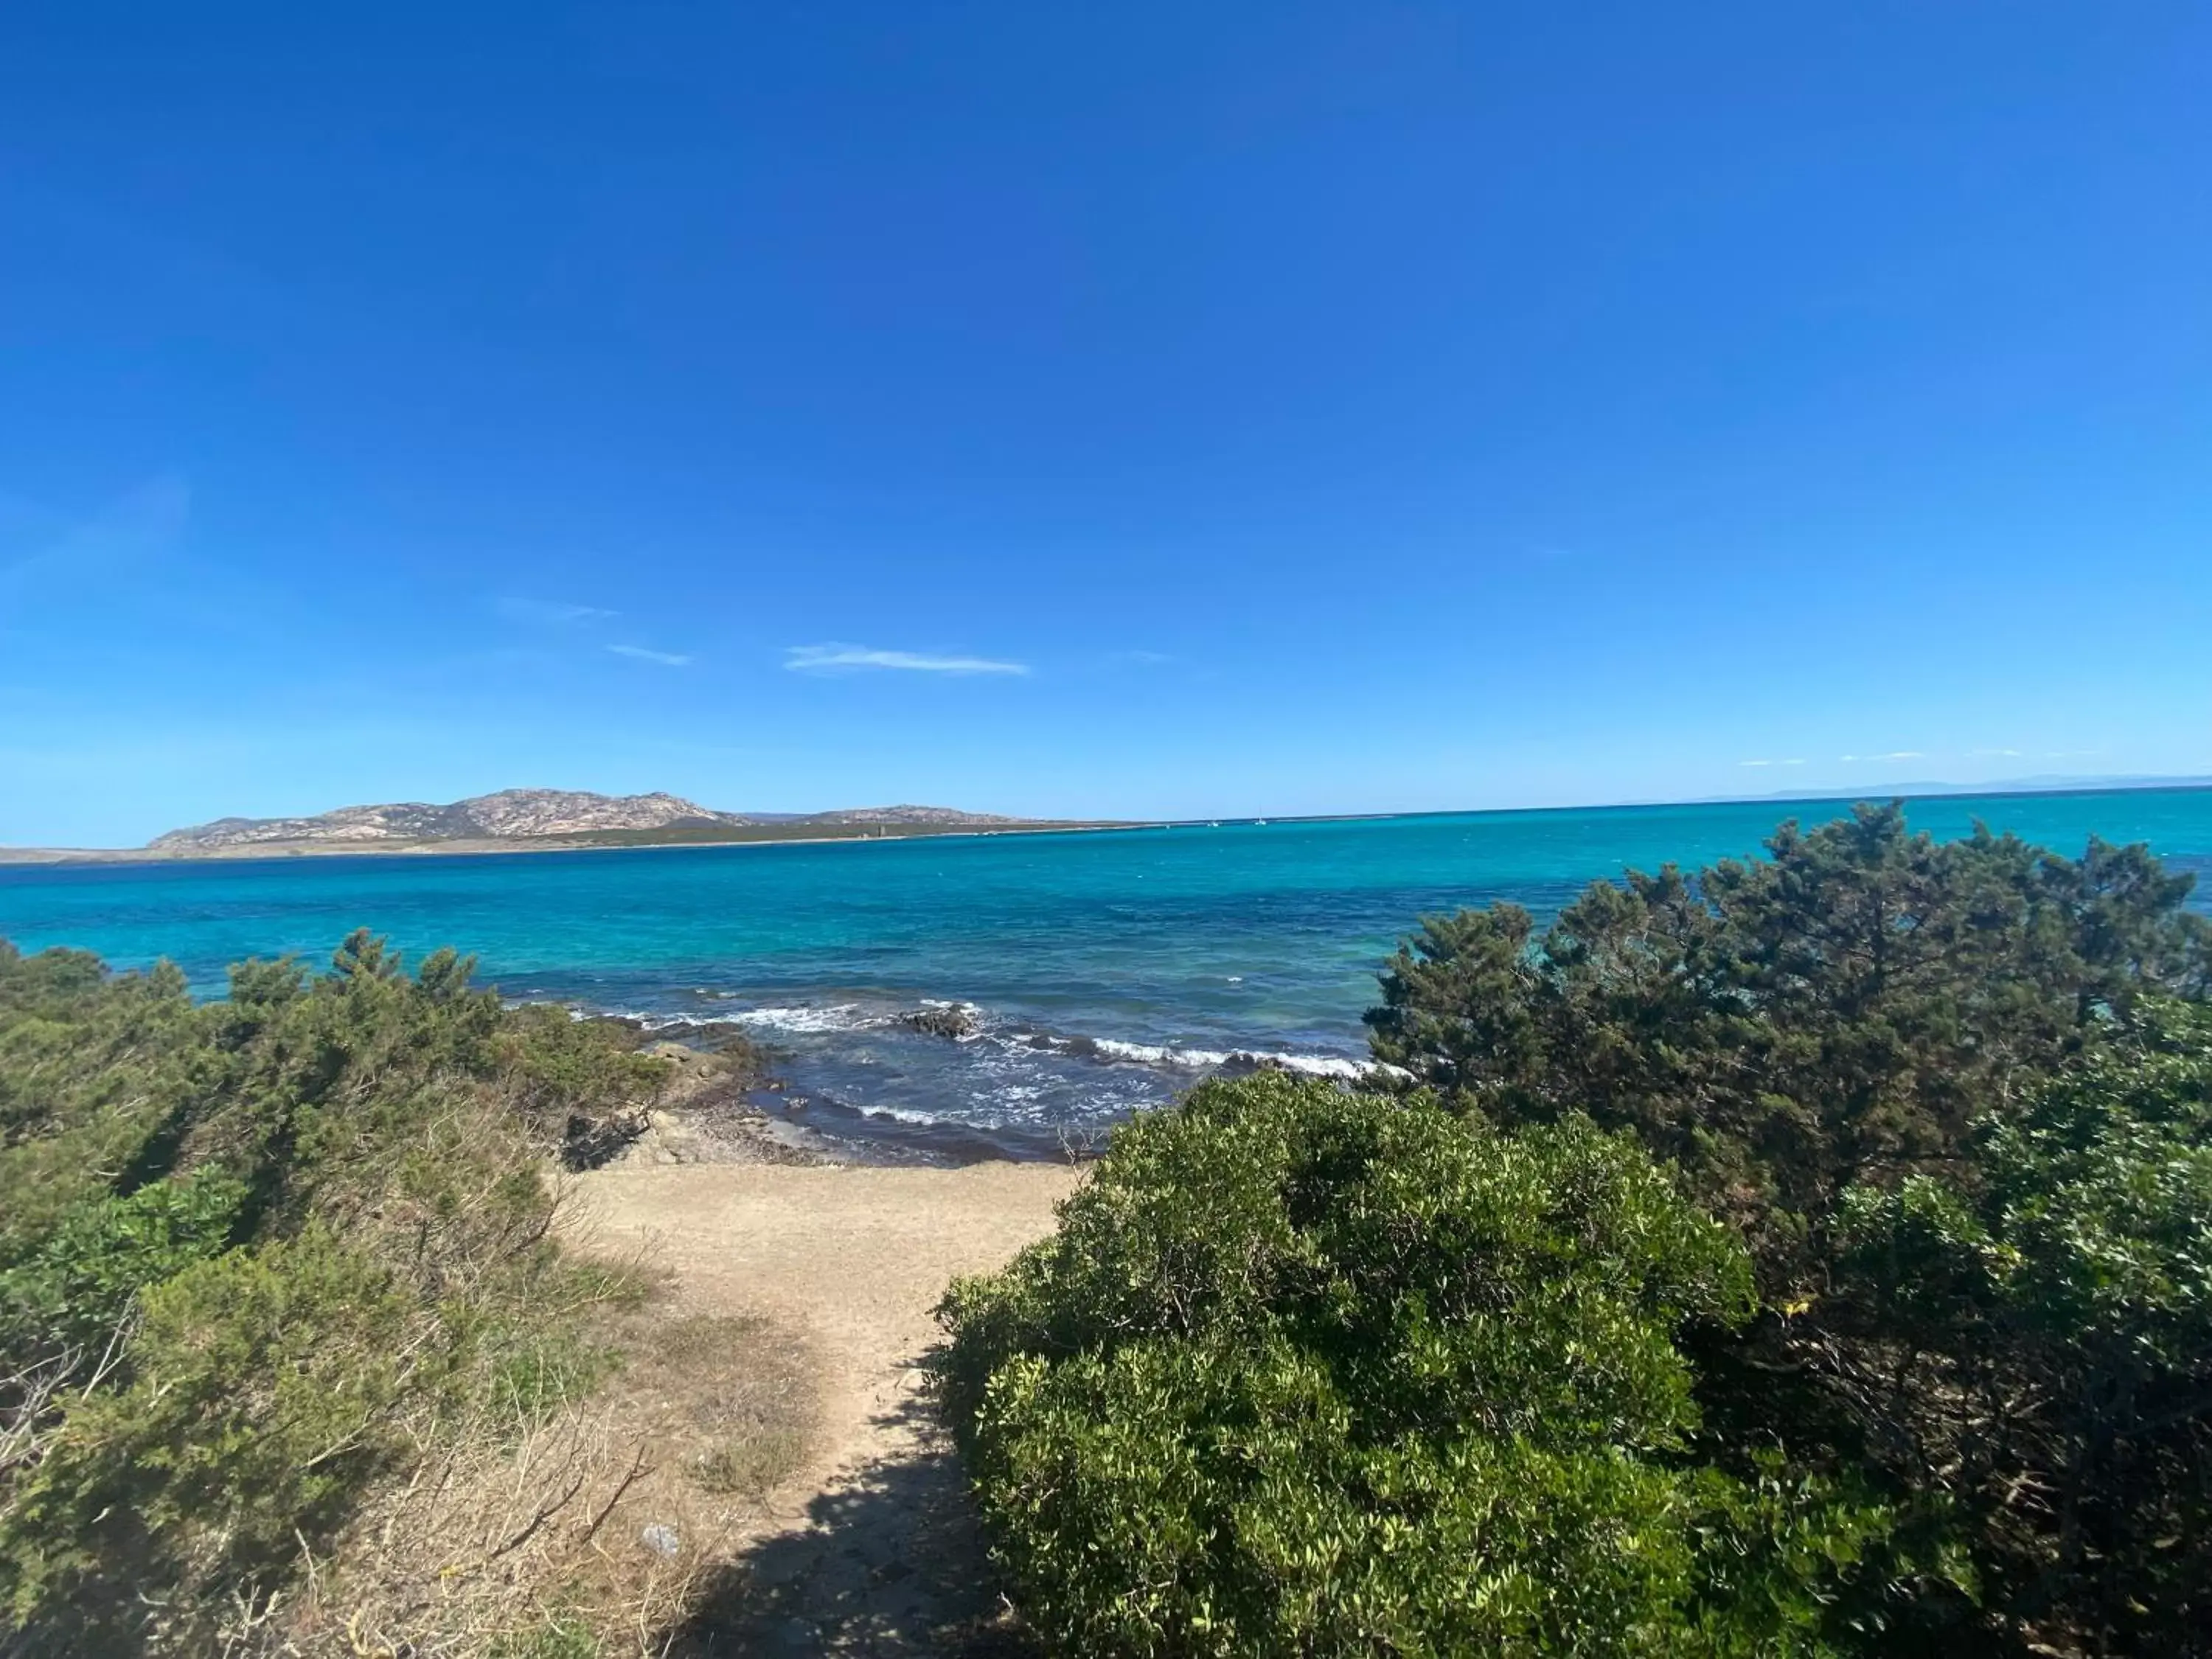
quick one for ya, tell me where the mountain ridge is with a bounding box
[148,789,1029,850]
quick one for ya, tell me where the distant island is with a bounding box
[8,776,2206,866]
[0,789,1119,863]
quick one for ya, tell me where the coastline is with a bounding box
[7,776,2208,870]
[9,787,2205,1164]
[358,771,2212,1166]
[606,1003,1377,1168]
[0,818,1151,869]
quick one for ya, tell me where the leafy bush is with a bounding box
[938,1074,1888,1656]
[1834,998,2212,1651]
[0,931,672,1654]
[0,946,207,1258]
[0,1166,246,1360]
[1363,804,2212,1652]
[2,1229,423,1637]
[1366,804,2208,1282]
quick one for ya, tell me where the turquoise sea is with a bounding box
[5,789,2209,1158]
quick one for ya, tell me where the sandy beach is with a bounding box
[571,1158,1083,1654]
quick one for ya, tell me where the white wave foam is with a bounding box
[557,991,1399,1093]
[577,1001,887,1036]
[854,1102,950,1124]
[1088,1036,1229,1068]
[1245,1051,1373,1079]
[1085,1034,1381,1079]
[721,1003,879,1034]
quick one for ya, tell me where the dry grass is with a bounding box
[237,1101,823,1656]
[633,1312,818,1503]
[258,1306,821,1658]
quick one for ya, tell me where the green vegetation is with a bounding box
[0,931,671,1655]
[941,805,2211,1656]
[9,801,2208,1656]
[1366,804,2207,1282]
[1832,1001,2212,1652]
[938,1077,1885,1655]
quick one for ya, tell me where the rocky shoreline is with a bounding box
[576,998,1396,1172]
[584,1031,843,1169]
[581,1007,1041,1169]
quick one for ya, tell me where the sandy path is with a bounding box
[574,1161,1082,1654]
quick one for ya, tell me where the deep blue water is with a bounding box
[5,790,2209,1156]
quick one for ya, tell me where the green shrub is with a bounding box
[0,1228,427,1644]
[0,933,670,1654]
[1366,804,2208,1284]
[0,950,205,1258]
[0,1165,246,1361]
[1363,805,2212,1651]
[938,1074,1888,1656]
[1834,998,2212,1651]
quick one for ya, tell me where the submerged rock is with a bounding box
[895,1004,979,1040]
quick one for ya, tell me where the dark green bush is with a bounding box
[1834,998,2212,1651]
[1366,804,2208,1284]
[1363,804,2212,1652]
[938,1074,1889,1656]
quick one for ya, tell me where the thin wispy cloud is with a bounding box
[785,643,1030,676]
[1738,758,1806,768]
[1971,748,2023,759]
[606,644,692,667]
[497,597,616,626]
[1837,751,1926,762]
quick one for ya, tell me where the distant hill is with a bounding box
[148,790,1032,852]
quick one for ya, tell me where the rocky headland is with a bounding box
[149,790,1034,852]
[1,790,1095,862]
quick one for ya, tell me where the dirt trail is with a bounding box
[574,1161,1082,1655]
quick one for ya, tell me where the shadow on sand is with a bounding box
[664,1374,1041,1658]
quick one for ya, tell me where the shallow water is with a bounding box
[6,789,2208,1157]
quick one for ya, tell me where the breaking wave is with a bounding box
[550,987,1387,1156]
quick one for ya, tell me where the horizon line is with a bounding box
[7,771,2210,860]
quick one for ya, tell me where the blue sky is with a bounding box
[3,1,2208,846]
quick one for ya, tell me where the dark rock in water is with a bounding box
[896,1004,979,1040]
